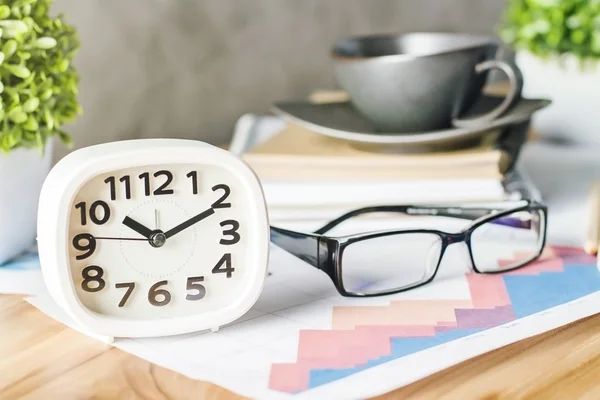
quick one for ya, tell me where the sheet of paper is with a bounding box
[0,246,46,295]
[20,242,600,400]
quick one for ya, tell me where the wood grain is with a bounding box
[2,295,600,399]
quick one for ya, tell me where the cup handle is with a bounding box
[452,59,524,129]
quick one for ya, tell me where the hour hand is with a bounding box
[122,216,153,239]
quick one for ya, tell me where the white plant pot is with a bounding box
[0,140,53,264]
[515,50,600,145]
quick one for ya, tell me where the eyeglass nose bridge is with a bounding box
[442,231,475,270]
[444,231,469,246]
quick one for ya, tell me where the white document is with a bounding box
[21,240,600,400]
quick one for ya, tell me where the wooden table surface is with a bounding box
[2,294,600,399]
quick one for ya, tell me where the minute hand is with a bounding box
[164,208,215,239]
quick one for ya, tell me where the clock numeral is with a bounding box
[212,253,235,278]
[75,201,111,226]
[72,233,97,260]
[138,170,174,196]
[115,282,135,307]
[104,175,131,200]
[148,280,171,306]
[185,276,206,300]
[81,265,105,293]
[120,176,132,199]
[220,220,240,245]
[154,170,174,195]
[211,184,231,209]
[74,202,86,225]
[139,172,151,196]
[105,176,116,200]
[186,171,199,195]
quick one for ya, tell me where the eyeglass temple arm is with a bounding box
[313,205,504,234]
[270,226,329,270]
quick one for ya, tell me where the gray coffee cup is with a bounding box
[331,32,523,133]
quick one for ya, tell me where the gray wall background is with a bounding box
[51,0,507,159]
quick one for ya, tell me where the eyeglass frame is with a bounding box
[269,200,548,297]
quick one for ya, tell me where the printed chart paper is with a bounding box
[14,242,600,400]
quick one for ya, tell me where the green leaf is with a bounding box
[43,106,53,130]
[571,30,587,44]
[57,59,69,72]
[3,40,17,58]
[33,37,57,49]
[40,88,52,101]
[17,71,34,88]
[23,130,35,141]
[57,129,72,147]
[592,32,600,53]
[0,6,10,20]
[8,106,27,123]
[567,15,582,29]
[23,115,38,131]
[35,131,44,151]
[23,97,39,112]
[11,6,21,20]
[22,16,33,30]
[5,64,31,79]
[1,137,11,153]
[11,126,23,146]
[0,20,28,34]
[2,28,16,38]
[6,89,19,104]
[17,51,31,61]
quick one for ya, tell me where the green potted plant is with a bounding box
[0,0,80,264]
[500,0,600,144]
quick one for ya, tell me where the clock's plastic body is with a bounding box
[37,139,270,340]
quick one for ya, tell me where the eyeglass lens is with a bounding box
[341,233,443,295]
[470,209,545,273]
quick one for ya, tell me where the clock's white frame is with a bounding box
[37,139,270,339]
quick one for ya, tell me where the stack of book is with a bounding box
[233,117,530,227]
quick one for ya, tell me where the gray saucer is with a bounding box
[271,95,551,150]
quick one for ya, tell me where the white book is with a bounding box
[231,114,506,209]
[261,178,505,207]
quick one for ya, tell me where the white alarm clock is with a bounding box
[37,139,270,342]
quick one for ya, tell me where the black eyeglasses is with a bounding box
[270,200,548,297]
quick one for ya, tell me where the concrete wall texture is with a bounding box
[51,0,507,157]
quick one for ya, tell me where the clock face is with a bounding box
[67,163,249,320]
